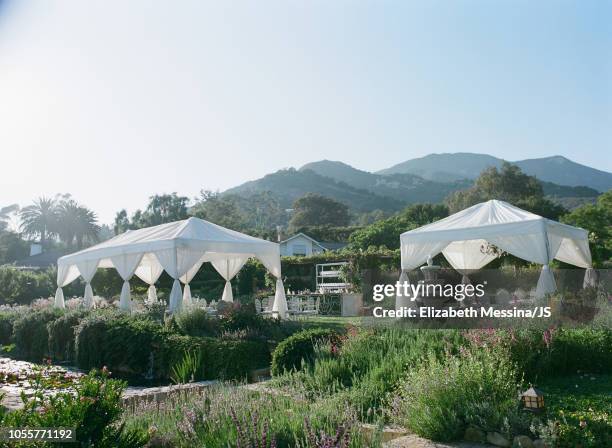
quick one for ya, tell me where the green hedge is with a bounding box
[0,311,18,345]
[12,308,63,361]
[157,334,270,381]
[75,313,270,381]
[75,313,167,377]
[271,327,338,376]
[48,310,88,362]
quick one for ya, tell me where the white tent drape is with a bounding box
[134,253,164,305]
[76,259,99,309]
[56,217,287,317]
[111,253,143,311]
[55,264,80,308]
[400,200,593,302]
[211,257,248,302]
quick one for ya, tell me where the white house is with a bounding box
[280,233,328,256]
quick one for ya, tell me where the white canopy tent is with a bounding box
[55,217,288,318]
[400,200,595,299]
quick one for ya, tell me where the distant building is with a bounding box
[13,244,65,270]
[279,233,347,257]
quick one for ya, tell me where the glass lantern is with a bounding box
[521,387,544,412]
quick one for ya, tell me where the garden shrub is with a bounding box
[0,310,19,345]
[272,328,466,421]
[175,307,221,337]
[1,368,147,447]
[271,327,339,376]
[75,312,167,377]
[48,309,87,362]
[0,266,55,305]
[75,312,270,381]
[506,328,612,380]
[158,334,270,381]
[13,308,63,361]
[392,346,524,442]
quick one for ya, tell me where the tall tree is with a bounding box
[445,162,565,219]
[289,193,350,229]
[142,193,189,226]
[349,203,448,250]
[191,190,247,231]
[0,204,19,232]
[562,190,612,265]
[56,199,100,249]
[19,196,58,245]
[113,193,189,234]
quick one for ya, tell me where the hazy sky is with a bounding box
[1,0,610,225]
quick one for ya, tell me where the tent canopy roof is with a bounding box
[58,217,278,266]
[400,200,591,271]
[56,217,282,289]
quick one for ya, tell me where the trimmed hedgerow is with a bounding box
[75,312,270,381]
[48,309,88,362]
[75,313,167,377]
[12,308,63,361]
[271,328,339,376]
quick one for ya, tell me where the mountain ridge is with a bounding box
[378,152,612,192]
[222,153,607,214]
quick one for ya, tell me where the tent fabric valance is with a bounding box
[400,200,592,298]
[56,217,287,317]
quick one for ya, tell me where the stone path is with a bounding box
[384,435,490,448]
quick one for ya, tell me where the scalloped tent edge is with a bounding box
[54,217,288,318]
[399,199,596,300]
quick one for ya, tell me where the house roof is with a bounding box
[14,249,66,270]
[280,233,327,250]
[280,233,347,252]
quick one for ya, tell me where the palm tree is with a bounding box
[0,204,19,232]
[19,197,58,245]
[56,200,101,249]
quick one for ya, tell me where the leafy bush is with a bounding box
[175,308,221,337]
[75,312,270,381]
[391,346,523,442]
[0,266,56,305]
[273,328,465,421]
[0,310,19,345]
[2,368,147,447]
[48,309,87,361]
[75,313,167,377]
[158,334,270,381]
[13,308,63,361]
[271,328,339,376]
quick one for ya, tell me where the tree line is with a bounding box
[1,163,610,266]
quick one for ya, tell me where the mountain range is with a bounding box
[224,153,610,213]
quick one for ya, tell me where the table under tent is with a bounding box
[398,200,596,304]
[54,217,288,318]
